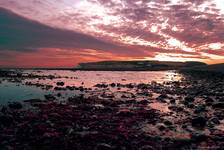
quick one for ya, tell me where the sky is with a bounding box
[0,0,224,68]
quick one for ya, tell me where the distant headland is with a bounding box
[75,60,207,71]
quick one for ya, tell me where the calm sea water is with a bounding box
[0,70,181,104]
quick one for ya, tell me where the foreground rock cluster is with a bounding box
[0,70,224,149]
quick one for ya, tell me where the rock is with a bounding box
[57,93,62,97]
[168,105,184,112]
[182,124,187,129]
[126,83,134,89]
[45,85,53,90]
[43,132,59,138]
[187,103,195,109]
[110,83,116,87]
[194,105,206,114]
[24,99,42,103]
[164,120,173,126]
[0,114,13,126]
[117,109,134,117]
[137,83,149,90]
[66,86,75,91]
[139,145,154,150]
[205,97,214,103]
[185,96,195,102]
[1,106,7,114]
[68,95,84,104]
[191,116,207,129]
[79,86,85,92]
[56,82,64,86]
[157,94,168,100]
[54,87,66,91]
[8,102,23,109]
[212,102,224,109]
[0,141,13,150]
[121,95,129,98]
[213,111,224,120]
[94,143,112,150]
[191,133,207,142]
[95,84,108,88]
[209,117,220,125]
[158,125,166,131]
[177,106,184,112]
[170,99,176,104]
[45,94,56,101]
[138,100,149,105]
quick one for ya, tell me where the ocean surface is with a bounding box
[0,70,181,104]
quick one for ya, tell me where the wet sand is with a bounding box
[0,70,224,149]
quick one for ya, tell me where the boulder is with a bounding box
[191,116,207,129]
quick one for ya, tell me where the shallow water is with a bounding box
[0,70,181,104]
[23,70,181,87]
[0,81,49,104]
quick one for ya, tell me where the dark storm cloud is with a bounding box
[0,7,143,55]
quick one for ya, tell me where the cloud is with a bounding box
[0,7,143,56]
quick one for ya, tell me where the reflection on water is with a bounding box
[24,70,181,87]
[0,70,182,104]
[149,102,170,113]
[0,81,49,104]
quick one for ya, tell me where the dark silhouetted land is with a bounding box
[75,60,207,71]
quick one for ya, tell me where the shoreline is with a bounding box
[0,70,224,149]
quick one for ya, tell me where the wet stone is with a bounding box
[66,86,75,91]
[57,93,62,97]
[168,105,184,112]
[44,94,56,101]
[137,100,149,105]
[117,109,134,117]
[184,96,195,103]
[1,69,224,149]
[213,111,224,120]
[157,94,168,100]
[95,84,108,88]
[158,125,166,131]
[139,145,154,150]
[187,103,195,109]
[94,143,113,150]
[191,116,207,129]
[54,87,66,91]
[170,99,176,104]
[212,102,224,109]
[110,83,116,87]
[205,97,214,103]
[1,106,8,114]
[194,105,206,114]
[8,102,22,109]
[164,120,173,126]
[56,82,64,86]
[191,133,208,143]
[24,99,42,103]
[0,114,13,126]
[209,117,220,125]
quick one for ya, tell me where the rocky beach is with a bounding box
[0,69,223,149]
[1,0,224,149]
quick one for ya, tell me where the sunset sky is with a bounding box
[0,0,224,68]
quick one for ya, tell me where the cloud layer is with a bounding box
[0,8,141,55]
[0,0,224,67]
